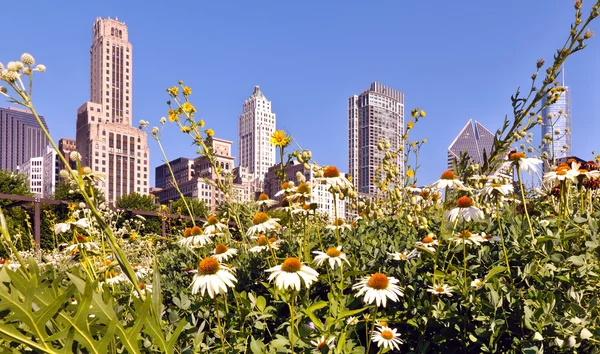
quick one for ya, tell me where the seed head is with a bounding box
[20,53,35,65]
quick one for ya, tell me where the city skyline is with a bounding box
[1,1,599,186]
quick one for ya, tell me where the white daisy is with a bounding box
[427,284,454,297]
[103,272,127,285]
[325,218,351,231]
[266,257,319,291]
[445,196,484,222]
[133,264,152,279]
[211,243,238,262]
[177,233,212,248]
[543,168,578,185]
[452,230,484,246]
[274,181,297,197]
[353,272,403,308]
[481,182,514,197]
[416,235,438,252]
[430,170,467,190]
[246,212,281,236]
[190,257,237,298]
[315,166,353,190]
[133,283,153,298]
[480,233,501,243]
[310,336,335,353]
[65,239,100,254]
[248,236,281,253]
[291,203,317,216]
[203,215,228,234]
[372,325,403,351]
[390,249,420,261]
[501,151,543,173]
[256,193,279,208]
[290,182,312,200]
[312,246,350,269]
[54,218,89,235]
[471,279,484,289]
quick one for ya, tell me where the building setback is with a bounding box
[348,82,404,195]
[75,17,150,203]
[0,107,49,172]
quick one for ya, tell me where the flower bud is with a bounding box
[159,117,166,125]
[20,53,35,65]
[69,151,81,162]
[59,170,69,179]
[78,202,86,209]
[35,64,46,72]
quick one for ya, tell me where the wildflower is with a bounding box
[501,151,542,173]
[416,235,438,251]
[266,257,319,291]
[133,264,152,278]
[182,102,196,114]
[310,337,335,353]
[347,316,359,326]
[292,203,317,216]
[316,166,353,190]
[204,215,227,234]
[407,122,414,129]
[445,196,484,222]
[151,126,159,136]
[275,181,296,197]
[35,64,46,72]
[270,130,292,147]
[255,193,278,208]
[206,128,214,137]
[211,243,238,262]
[54,218,89,235]
[481,182,514,197]
[178,226,212,248]
[427,284,454,296]
[326,218,351,231]
[249,236,281,253]
[543,168,578,185]
[353,272,403,307]
[291,182,312,199]
[190,257,237,298]
[104,271,127,285]
[168,109,178,122]
[452,230,484,246]
[480,233,501,243]
[20,53,35,65]
[390,249,420,261]
[313,246,350,269]
[406,169,415,178]
[65,236,100,254]
[133,283,153,298]
[372,326,403,351]
[246,212,281,235]
[182,86,192,96]
[430,170,467,190]
[471,279,484,289]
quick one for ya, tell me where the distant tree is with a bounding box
[116,193,156,211]
[53,181,105,204]
[0,170,31,206]
[169,197,207,219]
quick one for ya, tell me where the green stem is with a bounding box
[516,168,535,240]
[496,200,512,277]
[214,297,227,354]
[289,293,296,353]
[365,307,377,354]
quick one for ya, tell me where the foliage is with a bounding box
[169,197,207,220]
[116,192,157,211]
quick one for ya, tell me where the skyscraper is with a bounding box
[447,120,495,170]
[541,79,571,163]
[0,106,49,171]
[76,17,150,203]
[238,86,276,184]
[348,82,404,195]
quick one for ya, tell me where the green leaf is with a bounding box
[338,307,367,320]
[250,336,266,354]
[256,296,266,312]
[485,266,506,281]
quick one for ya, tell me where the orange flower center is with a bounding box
[297,183,311,194]
[579,169,588,174]
[76,235,89,243]
[139,283,146,289]
[281,257,302,272]
[508,151,526,161]
[367,272,389,290]
[440,170,455,180]
[281,182,291,189]
[323,166,340,178]
[436,287,445,292]
[0,259,6,265]
[421,236,434,244]
[253,212,270,225]
[215,244,228,254]
[333,218,345,227]
[381,329,394,340]
[257,236,268,246]
[456,196,473,208]
[326,247,341,257]
[474,280,483,287]
[258,193,270,201]
[420,190,430,198]
[482,234,492,240]
[302,204,311,211]
[557,170,567,176]
[268,237,277,243]
[458,230,472,239]
[567,158,577,164]
[183,228,192,237]
[207,215,219,225]
[317,341,326,349]
[191,226,203,236]
[198,257,220,275]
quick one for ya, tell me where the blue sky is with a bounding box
[3,0,600,185]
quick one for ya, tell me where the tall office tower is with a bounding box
[0,107,49,171]
[541,77,571,163]
[76,17,150,203]
[238,86,276,184]
[348,82,404,195]
[447,120,495,170]
[57,138,77,177]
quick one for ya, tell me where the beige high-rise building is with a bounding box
[238,86,276,184]
[76,17,149,203]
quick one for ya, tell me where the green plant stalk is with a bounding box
[365,307,377,354]
[214,297,227,354]
[496,199,512,277]
[0,210,29,275]
[288,293,296,353]
[516,167,535,240]
[154,138,195,227]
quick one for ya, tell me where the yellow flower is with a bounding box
[168,86,179,97]
[422,139,427,144]
[407,122,414,129]
[420,110,426,117]
[270,130,291,147]
[406,169,415,178]
[181,126,191,133]
[183,86,192,96]
[168,109,178,122]
[199,120,205,128]
[410,141,418,148]
[182,102,196,114]
[206,129,215,137]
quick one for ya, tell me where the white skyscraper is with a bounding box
[238,86,276,184]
